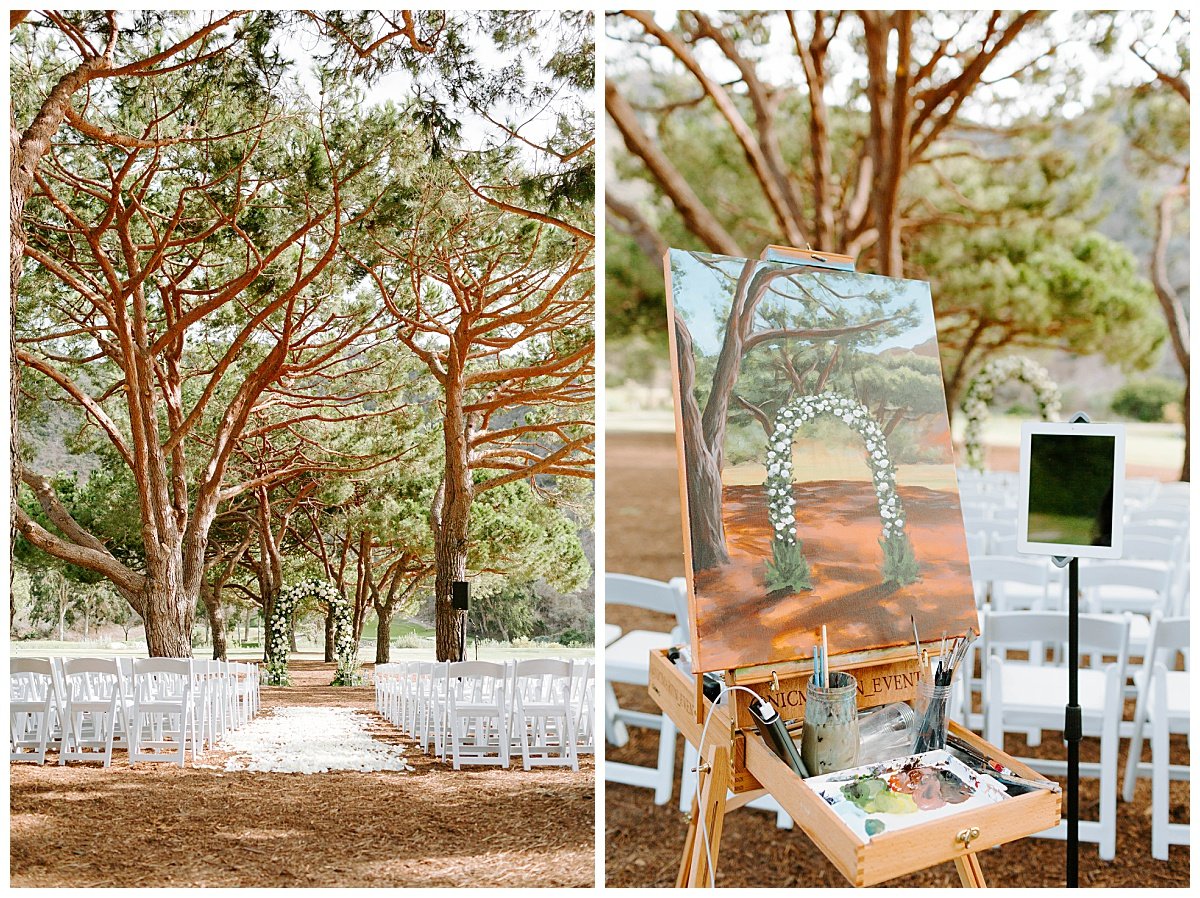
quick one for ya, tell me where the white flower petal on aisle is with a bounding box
[219,707,412,774]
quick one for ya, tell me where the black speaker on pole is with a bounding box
[451,581,469,611]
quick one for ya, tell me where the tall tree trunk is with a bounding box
[142,584,194,657]
[201,583,228,661]
[674,315,730,569]
[433,495,470,662]
[433,366,473,662]
[1149,181,1190,482]
[324,606,335,662]
[288,616,298,653]
[375,604,393,665]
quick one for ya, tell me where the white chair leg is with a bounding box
[519,704,532,771]
[1122,682,1151,803]
[1151,703,1170,860]
[605,680,629,747]
[1098,667,1121,861]
[653,714,677,806]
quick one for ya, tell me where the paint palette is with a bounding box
[803,749,1008,843]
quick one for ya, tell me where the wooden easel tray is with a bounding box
[649,649,1062,887]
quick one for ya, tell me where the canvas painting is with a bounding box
[666,250,979,672]
[804,750,1009,843]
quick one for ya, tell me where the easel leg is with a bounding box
[680,744,730,887]
[676,791,701,888]
[953,852,987,888]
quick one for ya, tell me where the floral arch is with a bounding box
[961,356,1061,472]
[264,578,360,686]
[764,390,919,594]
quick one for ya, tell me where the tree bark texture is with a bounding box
[201,583,228,661]
[432,372,473,662]
[324,607,336,663]
[375,605,393,665]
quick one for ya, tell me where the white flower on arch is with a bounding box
[764,390,911,554]
[264,578,358,687]
[961,356,1061,472]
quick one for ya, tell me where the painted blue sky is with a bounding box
[670,250,937,359]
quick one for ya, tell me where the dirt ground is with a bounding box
[605,430,1189,888]
[10,660,595,888]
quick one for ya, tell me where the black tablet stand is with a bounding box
[1050,410,1091,889]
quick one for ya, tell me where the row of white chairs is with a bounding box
[11,657,260,767]
[374,659,594,771]
[982,610,1189,861]
[958,470,1187,518]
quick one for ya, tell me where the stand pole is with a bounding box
[1065,556,1081,887]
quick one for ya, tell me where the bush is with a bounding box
[1111,377,1184,423]
[765,539,812,594]
[558,627,593,647]
[392,632,429,649]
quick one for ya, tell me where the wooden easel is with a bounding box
[647,647,1058,888]
[654,244,1061,887]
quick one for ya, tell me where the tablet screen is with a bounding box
[1027,432,1117,548]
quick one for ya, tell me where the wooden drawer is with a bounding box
[649,649,1062,887]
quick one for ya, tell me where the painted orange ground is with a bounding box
[693,480,978,672]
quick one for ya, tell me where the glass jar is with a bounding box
[800,670,859,775]
[911,677,954,754]
[856,701,917,765]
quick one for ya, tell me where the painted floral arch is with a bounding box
[961,356,1061,472]
[763,390,919,594]
[264,578,359,686]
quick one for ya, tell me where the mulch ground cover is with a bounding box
[605,430,1189,888]
[10,660,595,887]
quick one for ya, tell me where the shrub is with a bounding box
[1111,377,1184,423]
[765,539,812,594]
[391,632,429,650]
[558,627,593,647]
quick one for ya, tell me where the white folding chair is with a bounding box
[964,556,1052,731]
[232,662,256,726]
[447,661,510,769]
[604,573,686,805]
[983,610,1130,860]
[374,662,399,723]
[571,659,596,756]
[512,659,578,770]
[1078,562,1173,674]
[129,658,194,767]
[1121,614,1190,860]
[415,661,451,754]
[10,658,59,764]
[188,659,219,752]
[59,658,129,767]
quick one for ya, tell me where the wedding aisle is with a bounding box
[10,661,594,888]
[215,707,412,774]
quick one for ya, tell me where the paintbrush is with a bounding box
[821,625,829,687]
